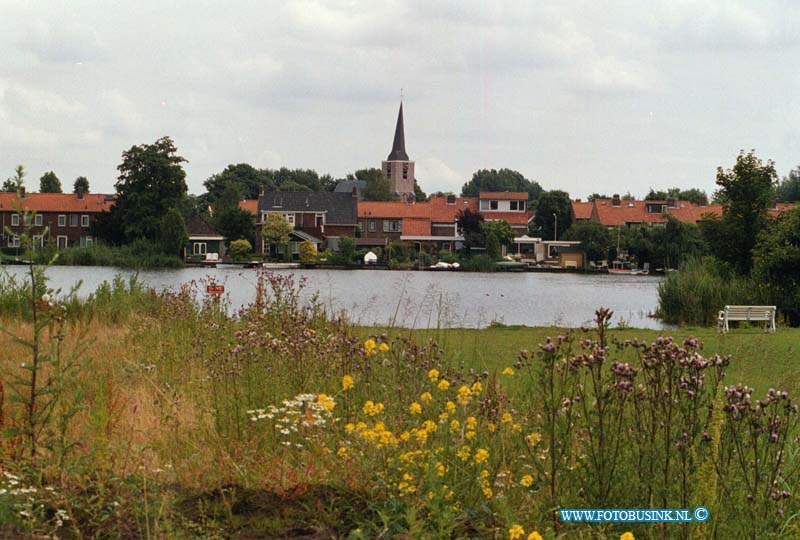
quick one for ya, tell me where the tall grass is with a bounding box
[46,240,183,269]
[656,256,764,326]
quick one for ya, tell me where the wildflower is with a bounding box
[503,367,515,376]
[342,374,354,391]
[364,339,377,355]
[337,447,348,458]
[512,423,522,433]
[620,533,635,540]
[445,401,456,413]
[466,416,478,430]
[439,412,449,422]
[483,486,493,499]
[422,420,437,432]
[428,368,440,381]
[501,412,513,424]
[318,393,335,412]
[457,445,471,461]
[345,423,355,432]
[474,448,490,464]
[528,533,543,540]
[409,402,422,415]
[362,400,384,416]
[379,342,390,352]
[527,432,542,446]
[400,431,411,441]
[420,391,433,404]
[457,385,472,405]
[480,469,490,479]
[509,524,525,540]
[450,419,461,432]
[437,379,450,391]
[471,381,483,393]
[436,462,446,477]
[488,422,496,433]
[520,474,534,487]
[466,430,476,440]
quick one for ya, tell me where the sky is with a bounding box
[1,1,799,199]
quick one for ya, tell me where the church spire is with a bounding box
[387,101,409,161]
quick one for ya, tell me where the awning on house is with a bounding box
[513,234,542,244]
[290,230,322,244]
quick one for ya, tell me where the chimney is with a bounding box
[19,186,26,198]
[612,194,621,206]
[352,186,358,197]
[574,198,581,203]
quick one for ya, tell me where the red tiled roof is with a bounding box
[770,203,798,217]
[668,205,723,223]
[0,192,114,213]
[402,218,432,236]
[572,201,593,220]
[479,191,528,200]
[428,196,478,222]
[483,212,531,226]
[358,201,430,219]
[239,199,258,215]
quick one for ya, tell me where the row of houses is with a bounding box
[232,189,533,257]
[571,193,795,228]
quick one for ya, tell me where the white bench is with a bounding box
[718,305,776,333]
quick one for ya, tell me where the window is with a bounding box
[57,236,68,249]
[368,220,376,232]
[291,242,300,255]
[383,220,401,233]
[81,215,89,227]
[490,200,498,210]
[446,195,456,205]
[385,163,392,178]
[8,235,20,248]
[80,236,94,247]
[34,214,43,226]
[510,201,525,211]
[11,214,19,226]
[402,164,408,179]
[193,242,207,255]
[32,235,44,248]
[70,214,78,227]
[58,215,66,227]
[315,213,324,227]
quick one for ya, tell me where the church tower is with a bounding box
[382,101,415,203]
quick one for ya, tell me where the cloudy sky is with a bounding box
[2,1,799,198]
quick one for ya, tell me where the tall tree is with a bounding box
[204,163,271,203]
[646,187,709,206]
[414,180,427,202]
[73,176,90,194]
[213,181,255,244]
[2,165,25,192]
[480,220,515,260]
[702,150,777,273]
[261,213,293,257]
[358,168,396,201]
[775,165,800,203]
[532,190,573,240]
[39,171,62,193]
[157,207,188,257]
[456,208,484,253]
[461,168,543,201]
[564,221,612,262]
[99,136,188,244]
[753,208,800,325]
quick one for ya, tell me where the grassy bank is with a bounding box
[2,271,800,539]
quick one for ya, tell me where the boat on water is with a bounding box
[608,261,649,275]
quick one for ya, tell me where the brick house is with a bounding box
[253,191,358,256]
[0,190,114,251]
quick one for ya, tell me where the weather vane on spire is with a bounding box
[400,87,404,101]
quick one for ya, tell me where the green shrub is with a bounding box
[229,239,253,261]
[655,256,763,326]
[460,254,495,272]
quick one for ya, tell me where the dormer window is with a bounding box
[446,195,456,205]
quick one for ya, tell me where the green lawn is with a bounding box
[369,324,800,396]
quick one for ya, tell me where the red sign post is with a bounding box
[206,285,225,294]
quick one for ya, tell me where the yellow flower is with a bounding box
[420,391,433,404]
[344,423,355,432]
[512,423,522,433]
[409,402,422,415]
[422,420,437,432]
[364,338,377,355]
[337,447,348,457]
[466,430,476,440]
[437,379,450,391]
[457,445,471,461]
[528,532,543,540]
[509,524,525,540]
[488,422,496,433]
[502,367,515,376]
[445,401,456,413]
[439,412,449,422]
[479,469,490,479]
[317,393,335,412]
[362,400,384,416]
[379,342,390,352]
[520,474,534,487]
[428,368,440,381]
[482,486,493,499]
[400,431,411,442]
[342,374,354,391]
[501,412,513,424]
[527,432,542,446]
[435,462,446,477]
[466,416,477,430]
[450,419,461,432]
[471,381,483,393]
[620,533,635,540]
[474,448,489,464]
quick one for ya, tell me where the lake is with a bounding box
[1,265,668,329]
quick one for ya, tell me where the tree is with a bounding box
[157,207,188,257]
[702,150,777,273]
[461,168,543,201]
[277,180,312,192]
[73,176,90,194]
[99,136,188,244]
[39,171,62,193]
[214,207,255,244]
[228,239,253,261]
[261,213,293,258]
[3,165,25,192]
[564,222,612,262]
[480,220,515,260]
[532,190,573,240]
[753,208,800,325]
[214,181,242,212]
[414,180,427,202]
[456,208,485,253]
[336,237,356,264]
[775,165,800,203]
[587,193,609,201]
[204,163,271,203]
[646,187,709,206]
[299,240,318,263]
[358,168,396,201]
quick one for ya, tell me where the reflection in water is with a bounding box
[1,266,669,329]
